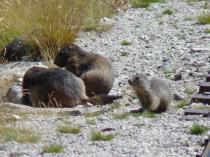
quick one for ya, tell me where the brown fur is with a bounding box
[54,44,114,97]
[128,74,173,113]
[22,66,121,108]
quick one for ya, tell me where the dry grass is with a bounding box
[0,0,117,61]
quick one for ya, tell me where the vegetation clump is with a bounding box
[90,131,114,141]
[162,9,173,15]
[131,0,162,8]
[0,0,115,61]
[197,13,210,25]
[57,125,81,134]
[0,127,40,143]
[42,143,64,153]
[190,124,208,135]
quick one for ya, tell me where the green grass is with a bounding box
[113,113,129,120]
[0,127,40,143]
[90,131,114,141]
[42,143,64,153]
[197,14,210,25]
[190,124,208,135]
[186,0,198,5]
[85,111,103,118]
[204,29,210,33]
[0,0,115,61]
[162,9,173,15]
[57,125,81,134]
[176,100,189,109]
[131,0,162,8]
[130,111,155,118]
[0,116,17,126]
[113,111,155,120]
[121,40,131,45]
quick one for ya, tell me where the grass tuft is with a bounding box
[113,111,155,120]
[176,100,189,109]
[162,9,173,15]
[90,131,114,141]
[204,29,210,33]
[197,13,210,25]
[42,143,64,153]
[0,0,115,61]
[190,124,208,135]
[121,40,131,45]
[113,113,129,120]
[0,127,40,143]
[131,0,162,8]
[85,111,103,118]
[130,111,155,118]
[57,125,81,134]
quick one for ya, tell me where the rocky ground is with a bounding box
[0,0,210,156]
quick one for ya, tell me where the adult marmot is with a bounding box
[22,66,121,107]
[128,74,173,113]
[54,44,114,97]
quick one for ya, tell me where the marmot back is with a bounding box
[22,66,121,108]
[54,44,114,97]
[128,74,173,113]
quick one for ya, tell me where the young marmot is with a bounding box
[22,66,121,108]
[1,36,40,62]
[54,44,114,97]
[128,74,173,113]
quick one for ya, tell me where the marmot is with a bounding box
[22,66,121,108]
[0,36,40,62]
[54,44,114,97]
[128,74,173,113]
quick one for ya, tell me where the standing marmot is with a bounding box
[22,66,121,108]
[54,44,114,97]
[128,74,173,113]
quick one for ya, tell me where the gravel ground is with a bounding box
[0,0,210,156]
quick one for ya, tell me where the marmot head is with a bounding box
[54,43,82,67]
[128,74,149,88]
[1,36,40,61]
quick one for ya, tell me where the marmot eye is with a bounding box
[17,41,22,45]
[135,76,139,80]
